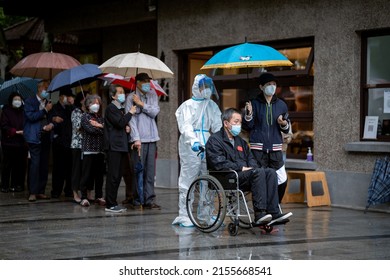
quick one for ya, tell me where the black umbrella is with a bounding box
[0,77,39,105]
[365,156,390,212]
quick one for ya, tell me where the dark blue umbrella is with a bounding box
[48,63,102,92]
[365,156,390,211]
[0,77,39,105]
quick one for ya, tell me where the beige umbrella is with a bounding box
[10,52,81,80]
[99,52,174,79]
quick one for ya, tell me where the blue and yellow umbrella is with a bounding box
[201,42,293,70]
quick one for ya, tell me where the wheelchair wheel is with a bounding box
[186,174,226,233]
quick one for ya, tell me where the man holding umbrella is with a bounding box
[24,80,53,201]
[125,73,161,210]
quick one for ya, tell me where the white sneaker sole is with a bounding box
[268,212,293,225]
[105,208,127,213]
[255,214,272,224]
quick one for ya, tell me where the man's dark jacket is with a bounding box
[242,93,289,152]
[206,127,258,172]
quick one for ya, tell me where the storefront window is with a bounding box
[180,38,314,159]
[362,32,390,140]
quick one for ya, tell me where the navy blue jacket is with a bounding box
[23,95,50,144]
[242,94,289,152]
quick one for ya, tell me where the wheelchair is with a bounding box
[186,170,277,236]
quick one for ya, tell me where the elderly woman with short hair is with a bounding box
[78,94,105,207]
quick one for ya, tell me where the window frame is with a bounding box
[360,28,390,142]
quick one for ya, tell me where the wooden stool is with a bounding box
[282,171,331,207]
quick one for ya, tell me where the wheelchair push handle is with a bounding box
[197,146,205,157]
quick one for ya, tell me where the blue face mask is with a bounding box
[141,83,150,92]
[41,90,49,99]
[230,124,241,136]
[117,93,125,103]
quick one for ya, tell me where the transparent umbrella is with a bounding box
[99,51,174,80]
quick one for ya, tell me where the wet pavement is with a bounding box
[0,182,390,260]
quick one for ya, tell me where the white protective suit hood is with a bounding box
[191,74,218,100]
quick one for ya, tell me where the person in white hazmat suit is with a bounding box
[172,74,222,227]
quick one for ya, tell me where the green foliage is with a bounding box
[0,8,28,29]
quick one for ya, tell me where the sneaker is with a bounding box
[144,203,161,210]
[271,212,293,223]
[254,212,272,224]
[132,202,143,210]
[105,205,127,213]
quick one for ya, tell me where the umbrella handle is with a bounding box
[131,143,141,159]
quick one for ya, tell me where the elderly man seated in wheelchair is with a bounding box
[206,108,292,225]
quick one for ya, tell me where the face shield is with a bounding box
[192,74,219,100]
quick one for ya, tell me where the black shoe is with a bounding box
[144,203,161,210]
[122,197,134,205]
[51,193,60,199]
[271,212,293,223]
[1,187,9,193]
[254,212,272,224]
[14,186,24,192]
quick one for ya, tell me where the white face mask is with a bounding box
[12,100,22,108]
[62,96,68,105]
[264,85,276,96]
[90,104,100,113]
[201,88,213,99]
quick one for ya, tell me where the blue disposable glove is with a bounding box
[191,142,201,152]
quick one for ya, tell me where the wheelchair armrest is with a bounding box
[208,170,239,190]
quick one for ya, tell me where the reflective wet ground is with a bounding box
[0,185,389,260]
